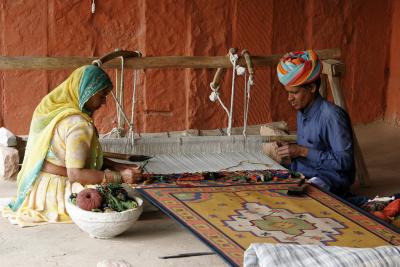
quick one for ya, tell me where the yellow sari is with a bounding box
[3,65,112,226]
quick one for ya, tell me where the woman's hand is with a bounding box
[103,158,141,172]
[119,167,142,184]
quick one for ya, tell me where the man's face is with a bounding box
[284,84,316,110]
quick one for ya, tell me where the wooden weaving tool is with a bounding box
[103,151,152,162]
[287,177,307,196]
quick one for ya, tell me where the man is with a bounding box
[276,50,355,196]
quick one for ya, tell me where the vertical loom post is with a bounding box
[319,75,327,98]
[117,65,125,135]
[322,59,370,187]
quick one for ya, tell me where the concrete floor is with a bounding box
[1,121,399,267]
[352,121,400,197]
[0,192,227,267]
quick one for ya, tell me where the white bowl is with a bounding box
[66,196,143,239]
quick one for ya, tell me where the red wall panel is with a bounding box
[0,0,395,134]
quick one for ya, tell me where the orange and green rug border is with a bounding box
[137,183,400,266]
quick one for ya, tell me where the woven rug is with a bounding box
[137,183,400,267]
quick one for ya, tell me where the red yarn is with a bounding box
[76,188,103,211]
[372,211,390,222]
[383,199,400,218]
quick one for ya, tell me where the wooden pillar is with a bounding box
[319,75,328,99]
[322,59,371,187]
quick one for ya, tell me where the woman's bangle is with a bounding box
[112,171,122,184]
[102,169,122,184]
[104,169,113,184]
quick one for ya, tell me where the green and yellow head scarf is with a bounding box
[10,65,112,211]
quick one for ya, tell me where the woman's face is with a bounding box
[84,87,112,113]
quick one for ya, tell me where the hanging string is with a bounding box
[112,56,125,137]
[110,90,130,127]
[97,50,144,141]
[227,51,239,136]
[243,72,248,137]
[91,0,95,14]
[118,56,125,135]
[209,49,253,137]
[209,82,230,117]
[128,69,138,147]
[243,72,254,137]
[127,51,142,147]
[104,56,129,138]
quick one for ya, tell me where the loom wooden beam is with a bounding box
[323,60,371,187]
[209,49,235,89]
[322,59,345,77]
[0,48,340,70]
[322,60,347,108]
[319,75,328,98]
[261,135,296,143]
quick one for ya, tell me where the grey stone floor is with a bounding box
[1,121,399,267]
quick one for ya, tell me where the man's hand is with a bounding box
[120,167,142,184]
[277,143,308,159]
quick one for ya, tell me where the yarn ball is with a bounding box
[383,199,400,218]
[76,188,103,211]
[372,211,390,222]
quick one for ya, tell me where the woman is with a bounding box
[3,65,141,227]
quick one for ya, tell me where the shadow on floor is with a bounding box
[352,121,400,198]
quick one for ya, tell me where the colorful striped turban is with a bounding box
[277,50,322,87]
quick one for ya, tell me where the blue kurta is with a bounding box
[291,94,355,195]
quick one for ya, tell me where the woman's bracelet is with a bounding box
[112,171,122,184]
[103,169,122,184]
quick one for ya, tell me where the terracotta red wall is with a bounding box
[0,0,395,134]
[386,0,400,123]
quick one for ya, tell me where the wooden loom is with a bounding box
[0,48,370,185]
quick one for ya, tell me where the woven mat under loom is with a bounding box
[137,183,400,267]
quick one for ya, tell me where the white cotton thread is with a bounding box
[209,82,230,117]
[128,69,139,147]
[91,0,95,14]
[227,51,239,136]
[92,59,102,66]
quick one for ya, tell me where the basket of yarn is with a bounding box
[363,198,400,227]
[66,183,143,239]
